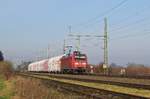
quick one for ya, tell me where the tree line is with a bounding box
[88,63,150,76]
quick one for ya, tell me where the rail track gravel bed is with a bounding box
[19,73,150,99]
[85,73,150,79]
[30,72,150,90]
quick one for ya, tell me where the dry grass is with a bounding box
[0,61,14,80]
[12,76,85,99]
[1,61,88,99]
[30,74,150,98]
[1,74,87,99]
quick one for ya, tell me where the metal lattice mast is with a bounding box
[104,17,109,74]
[68,34,103,52]
[76,35,81,51]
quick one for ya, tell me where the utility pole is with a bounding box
[68,34,81,51]
[47,45,50,58]
[63,39,66,54]
[68,34,103,52]
[76,35,81,51]
[67,18,109,74]
[68,25,81,51]
[68,25,72,34]
[103,17,109,75]
[63,26,73,54]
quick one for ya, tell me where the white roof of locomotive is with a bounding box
[28,55,64,66]
[29,59,48,66]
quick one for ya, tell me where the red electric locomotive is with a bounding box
[61,51,88,73]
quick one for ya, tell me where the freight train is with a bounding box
[28,51,88,73]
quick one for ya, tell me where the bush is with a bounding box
[0,51,4,61]
[0,61,14,80]
[109,66,123,75]
[126,63,150,76]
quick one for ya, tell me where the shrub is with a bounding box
[0,61,14,80]
[0,51,4,61]
[126,63,150,76]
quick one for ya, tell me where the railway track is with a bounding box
[84,73,150,79]
[19,72,150,99]
[28,72,150,90]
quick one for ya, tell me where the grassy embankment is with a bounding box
[0,61,14,99]
[0,77,15,99]
[13,76,85,99]
[28,74,150,98]
[1,76,84,99]
[0,62,85,99]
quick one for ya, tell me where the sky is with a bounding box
[0,0,150,67]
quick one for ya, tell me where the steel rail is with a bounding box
[18,73,150,99]
[27,72,150,90]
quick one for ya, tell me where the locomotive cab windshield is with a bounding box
[74,54,86,60]
[73,51,87,60]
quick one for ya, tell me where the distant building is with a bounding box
[120,68,126,75]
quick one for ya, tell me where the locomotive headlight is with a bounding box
[82,62,86,65]
[75,62,79,65]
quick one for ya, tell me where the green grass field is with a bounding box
[0,78,5,91]
[0,77,8,99]
[0,76,14,99]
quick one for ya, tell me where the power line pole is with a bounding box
[68,34,103,52]
[47,45,50,58]
[63,39,66,54]
[68,18,109,74]
[103,17,109,75]
[68,34,81,51]
[68,25,81,51]
[68,25,72,34]
[76,35,81,51]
